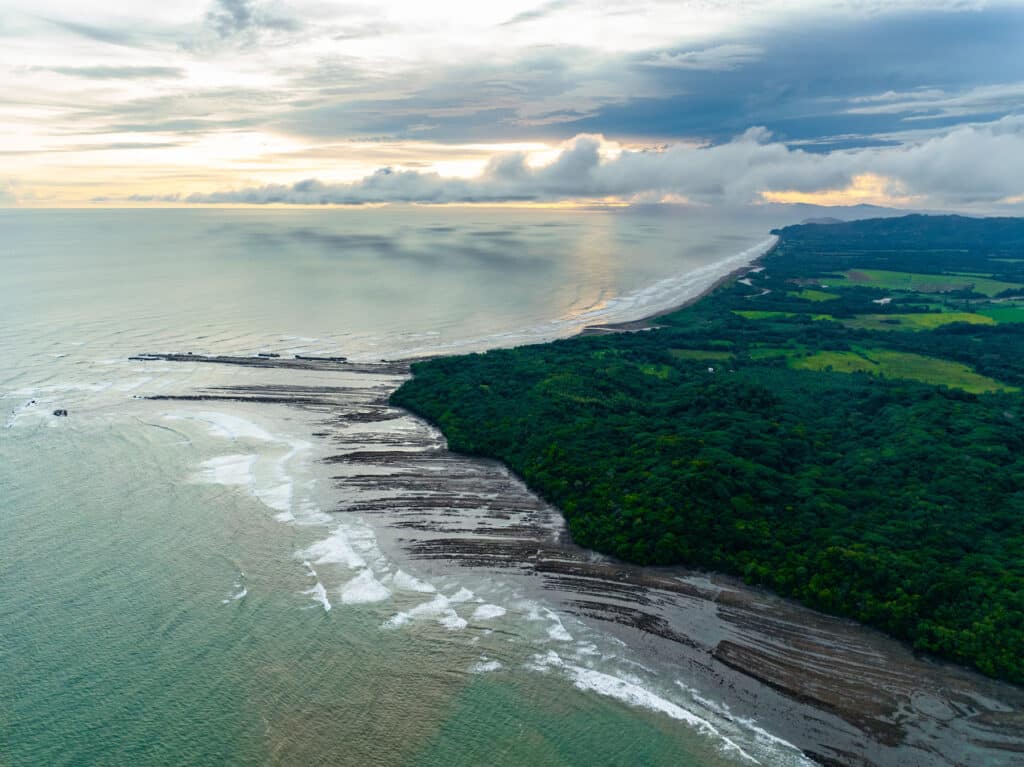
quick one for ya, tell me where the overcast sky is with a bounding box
[3,0,1023,209]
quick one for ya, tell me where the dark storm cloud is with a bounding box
[270,6,1024,151]
[567,6,1024,146]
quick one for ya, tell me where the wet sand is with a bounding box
[138,352,1024,767]
[579,252,773,336]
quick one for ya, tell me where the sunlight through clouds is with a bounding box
[0,0,1020,210]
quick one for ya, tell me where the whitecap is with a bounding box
[303,581,332,611]
[221,586,248,604]
[299,528,367,570]
[471,604,507,621]
[470,659,503,674]
[390,570,436,593]
[340,569,392,604]
[447,587,475,604]
[543,608,573,642]
[384,593,466,631]
[528,652,758,763]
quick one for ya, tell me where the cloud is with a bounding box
[846,82,1024,120]
[205,0,300,39]
[168,118,1024,210]
[644,44,763,71]
[500,0,575,26]
[41,65,185,79]
[43,18,142,47]
[0,141,183,156]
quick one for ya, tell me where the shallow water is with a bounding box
[0,207,808,766]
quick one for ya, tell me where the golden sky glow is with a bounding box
[760,174,922,208]
[1,1,1022,211]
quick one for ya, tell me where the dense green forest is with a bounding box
[391,215,1024,684]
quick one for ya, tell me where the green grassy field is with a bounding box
[733,310,834,321]
[791,347,1016,393]
[831,269,1023,297]
[788,289,839,302]
[842,312,995,331]
[978,305,1024,323]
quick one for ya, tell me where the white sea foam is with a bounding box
[543,608,573,642]
[391,570,436,593]
[447,587,475,604]
[199,454,256,486]
[384,593,467,631]
[304,581,332,611]
[471,604,507,621]
[168,411,277,442]
[528,651,758,764]
[340,569,392,604]
[258,480,293,512]
[300,528,367,570]
[470,659,503,673]
[175,410,316,518]
[222,586,248,604]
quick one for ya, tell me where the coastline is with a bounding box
[126,230,1021,767]
[579,236,779,337]
[378,231,1024,765]
[138,345,1024,767]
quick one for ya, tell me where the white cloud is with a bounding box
[847,82,1024,119]
[170,117,1024,210]
[645,44,763,71]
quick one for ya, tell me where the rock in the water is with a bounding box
[53,408,68,416]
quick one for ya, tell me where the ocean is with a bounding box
[0,206,808,766]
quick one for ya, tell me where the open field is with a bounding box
[791,347,1016,393]
[842,312,995,331]
[831,269,1023,296]
[733,310,834,321]
[978,305,1024,323]
[788,289,839,302]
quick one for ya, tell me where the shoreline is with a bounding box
[579,236,779,337]
[125,226,1017,767]
[139,351,1024,766]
